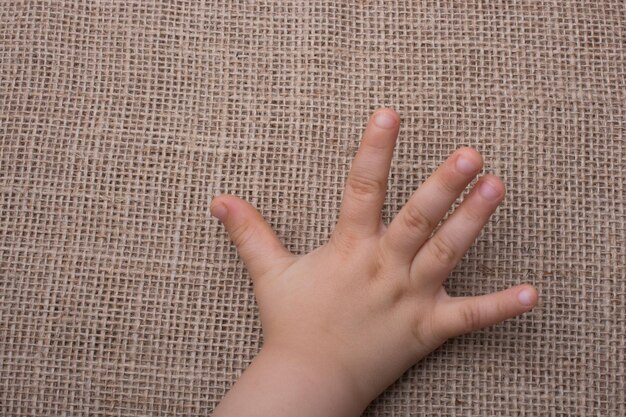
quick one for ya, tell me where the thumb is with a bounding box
[211,195,294,280]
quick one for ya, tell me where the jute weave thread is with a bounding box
[0,1,624,415]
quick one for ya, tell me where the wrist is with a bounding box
[257,343,371,415]
[213,342,371,417]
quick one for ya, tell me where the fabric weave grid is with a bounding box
[0,1,624,415]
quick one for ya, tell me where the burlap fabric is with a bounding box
[0,1,624,415]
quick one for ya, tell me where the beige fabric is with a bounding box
[0,1,624,415]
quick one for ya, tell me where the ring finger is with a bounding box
[411,174,505,288]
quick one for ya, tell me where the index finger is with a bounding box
[333,108,400,241]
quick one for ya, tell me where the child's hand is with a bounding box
[211,108,538,417]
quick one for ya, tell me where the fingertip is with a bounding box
[516,284,538,308]
[372,108,400,129]
[210,195,221,206]
[483,173,505,185]
[210,194,242,221]
[480,174,504,189]
[210,197,229,221]
[454,147,483,174]
[374,107,399,118]
[477,175,506,201]
[457,147,483,164]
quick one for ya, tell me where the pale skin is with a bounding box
[210,108,539,417]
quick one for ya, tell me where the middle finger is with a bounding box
[381,147,483,262]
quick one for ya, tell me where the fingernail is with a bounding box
[517,288,535,306]
[478,181,501,200]
[211,203,228,221]
[456,155,478,174]
[373,111,397,129]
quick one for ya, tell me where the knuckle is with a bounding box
[494,300,509,322]
[459,304,482,333]
[409,307,444,350]
[463,205,484,224]
[229,221,257,249]
[402,204,434,236]
[346,173,385,198]
[410,322,430,349]
[429,235,458,265]
[435,171,459,195]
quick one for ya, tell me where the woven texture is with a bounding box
[1,1,624,415]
